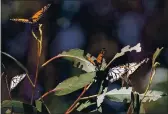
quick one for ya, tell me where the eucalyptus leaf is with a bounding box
[152,47,163,66]
[105,43,141,69]
[35,100,42,112]
[54,72,96,96]
[105,87,132,103]
[42,49,107,72]
[140,90,164,102]
[35,100,51,114]
[140,103,146,114]
[1,52,29,73]
[97,87,165,104]
[45,96,71,114]
[77,100,96,111]
[1,100,40,114]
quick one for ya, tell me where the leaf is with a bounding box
[45,96,72,114]
[5,109,12,114]
[140,90,164,102]
[105,43,141,68]
[140,103,146,114]
[98,87,165,103]
[42,49,107,72]
[77,100,96,111]
[1,52,28,73]
[35,100,42,112]
[105,87,132,103]
[97,87,108,107]
[152,47,163,67]
[35,100,51,114]
[97,106,102,113]
[142,47,164,101]
[54,72,96,96]
[1,100,40,114]
[97,93,106,107]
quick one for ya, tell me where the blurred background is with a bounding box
[1,0,168,113]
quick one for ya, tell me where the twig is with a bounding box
[127,102,133,114]
[80,94,98,100]
[5,75,12,100]
[40,98,51,114]
[38,89,56,100]
[31,24,43,104]
[141,47,163,101]
[65,86,88,114]
[65,82,93,114]
[31,51,40,104]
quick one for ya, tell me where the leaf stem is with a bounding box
[141,47,163,102]
[1,52,34,87]
[80,94,98,100]
[65,82,93,114]
[5,75,12,100]
[31,24,43,104]
[38,89,56,100]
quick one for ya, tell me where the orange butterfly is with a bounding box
[87,48,106,67]
[96,48,106,65]
[10,4,51,24]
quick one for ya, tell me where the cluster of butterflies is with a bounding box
[9,3,149,90]
[86,48,149,85]
[10,48,149,91]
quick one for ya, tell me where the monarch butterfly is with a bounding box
[96,48,106,64]
[107,58,149,83]
[10,4,51,24]
[86,48,106,67]
[10,74,26,91]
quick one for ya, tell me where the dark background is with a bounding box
[1,0,168,113]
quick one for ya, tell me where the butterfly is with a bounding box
[86,48,106,70]
[10,4,51,24]
[10,74,26,91]
[107,58,149,84]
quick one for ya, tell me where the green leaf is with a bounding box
[152,47,163,66]
[97,106,102,113]
[42,49,107,72]
[140,103,146,114]
[1,100,40,114]
[5,109,12,114]
[35,100,42,112]
[140,90,165,102]
[1,52,29,73]
[105,43,141,69]
[45,96,72,114]
[98,87,165,103]
[104,87,132,103]
[77,100,96,111]
[35,100,51,114]
[54,72,96,96]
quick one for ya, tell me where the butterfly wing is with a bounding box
[31,4,51,23]
[10,19,32,24]
[126,58,149,78]
[10,74,26,91]
[96,48,106,64]
[107,65,127,83]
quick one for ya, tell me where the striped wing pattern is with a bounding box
[108,58,149,83]
[10,74,26,90]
